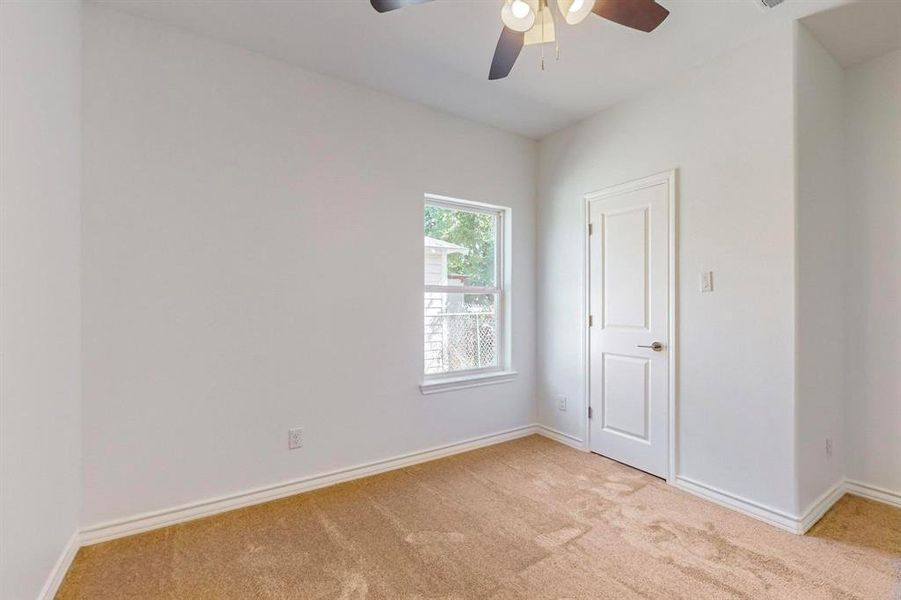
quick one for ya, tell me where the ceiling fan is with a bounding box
[370,0,670,80]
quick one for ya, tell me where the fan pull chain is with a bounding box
[540,6,546,71]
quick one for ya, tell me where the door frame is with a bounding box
[582,169,678,483]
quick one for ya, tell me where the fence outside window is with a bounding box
[424,311,497,374]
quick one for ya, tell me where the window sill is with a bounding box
[420,370,518,395]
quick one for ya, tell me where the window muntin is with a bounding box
[424,198,504,378]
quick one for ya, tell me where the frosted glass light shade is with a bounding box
[501,0,539,32]
[557,0,595,25]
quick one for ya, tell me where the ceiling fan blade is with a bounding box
[370,0,434,13]
[489,27,525,81]
[592,0,670,33]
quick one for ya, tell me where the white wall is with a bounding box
[843,48,901,496]
[794,25,846,512]
[81,6,537,527]
[0,1,82,598]
[537,24,800,515]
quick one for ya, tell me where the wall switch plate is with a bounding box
[700,271,714,293]
[557,396,567,411]
[825,438,833,458]
[289,427,303,450]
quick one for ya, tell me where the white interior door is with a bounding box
[588,174,671,479]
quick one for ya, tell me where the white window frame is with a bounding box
[420,194,517,394]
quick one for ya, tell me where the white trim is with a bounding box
[419,370,518,395]
[673,476,861,535]
[581,189,592,452]
[424,193,505,216]
[37,529,80,600]
[536,425,587,450]
[80,424,536,545]
[845,479,901,508]
[582,169,678,481]
[667,171,678,482]
[797,479,845,533]
[674,476,802,533]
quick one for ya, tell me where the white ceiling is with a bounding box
[801,0,901,67]
[92,0,849,139]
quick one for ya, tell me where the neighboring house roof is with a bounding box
[424,236,469,255]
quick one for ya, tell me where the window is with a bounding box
[422,195,515,392]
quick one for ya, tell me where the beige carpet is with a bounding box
[58,435,901,599]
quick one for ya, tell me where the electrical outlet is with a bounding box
[289,427,303,450]
[557,396,567,411]
[825,438,832,459]
[700,271,714,293]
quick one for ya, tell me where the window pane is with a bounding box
[424,293,498,375]
[424,205,496,287]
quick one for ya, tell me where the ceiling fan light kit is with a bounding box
[501,0,538,33]
[558,0,595,25]
[370,0,670,80]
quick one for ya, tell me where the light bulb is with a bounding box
[569,0,584,12]
[511,0,530,18]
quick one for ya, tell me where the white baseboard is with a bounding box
[43,429,901,591]
[673,476,802,533]
[845,479,901,508]
[80,424,539,546]
[38,530,80,600]
[674,476,901,535]
[798,479,846,533]
[535,424,586,450]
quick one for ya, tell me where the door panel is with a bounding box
[602,353,649,441]
[589,178,670,478]
[602,207,648,330]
